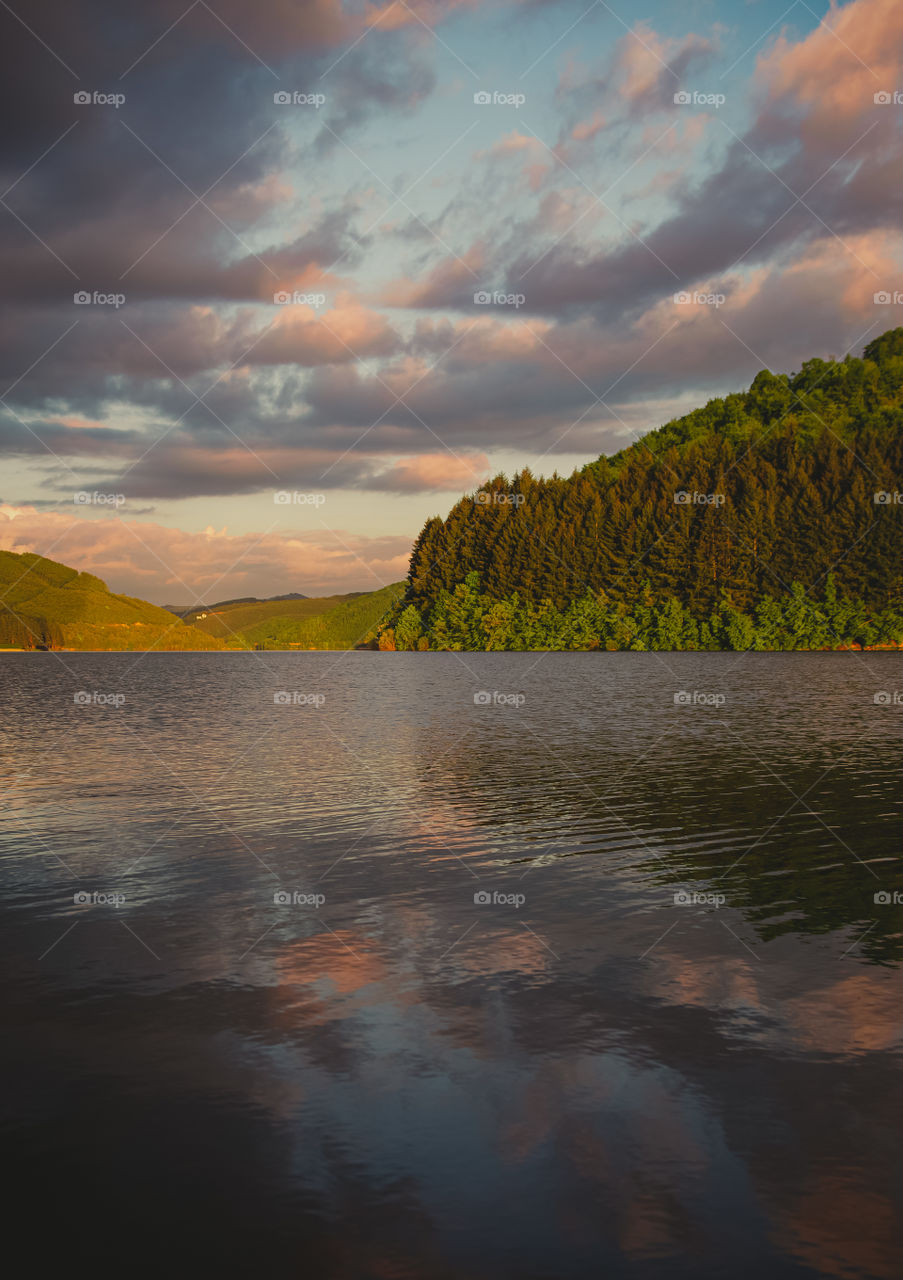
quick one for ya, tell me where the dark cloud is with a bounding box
[1,0,901,509]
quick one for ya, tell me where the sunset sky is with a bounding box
[1,0,901,603]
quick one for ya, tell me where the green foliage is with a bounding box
[404,330,903,623]
[185,592,365,639]
[236,583,405,649]
[414,573,903,651]
[394,605,424,651]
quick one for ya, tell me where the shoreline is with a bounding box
[4,644,902,655]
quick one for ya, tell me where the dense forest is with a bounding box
[382,329,903,651]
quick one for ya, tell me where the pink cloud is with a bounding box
[253,300,401,365]
[381,245,485,308]
[0,506,412,603]
[411,314,550,363]
[571,111,607,143]
[755,0,903,148]
[368,451,489,492]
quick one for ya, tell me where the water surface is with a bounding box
[2,651,902,1277]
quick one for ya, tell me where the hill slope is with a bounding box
[0,552,226,650]
[165,591,308,617]
[234,582,405,649]
[184,592,367,640]
[390,328,903,651]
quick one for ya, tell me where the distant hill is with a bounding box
[0,552,226,650]
[0,551,397,652]
[165,591,309,617]
[233,582,405,649]
[182,591,367,640]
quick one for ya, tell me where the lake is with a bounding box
[1,650,901,1277]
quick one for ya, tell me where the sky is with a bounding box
[0,0,901,604]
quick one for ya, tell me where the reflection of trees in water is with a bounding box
[414,718,903,964]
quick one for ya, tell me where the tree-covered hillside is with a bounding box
[391,329,903,650]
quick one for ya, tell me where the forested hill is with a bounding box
[406,328,903,620]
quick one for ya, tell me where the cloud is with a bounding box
[557,20,718,118]
[1,0,902,536]
[0,504,411,601]
[361,450,489,492]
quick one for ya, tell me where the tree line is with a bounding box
[380,329,903,650]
